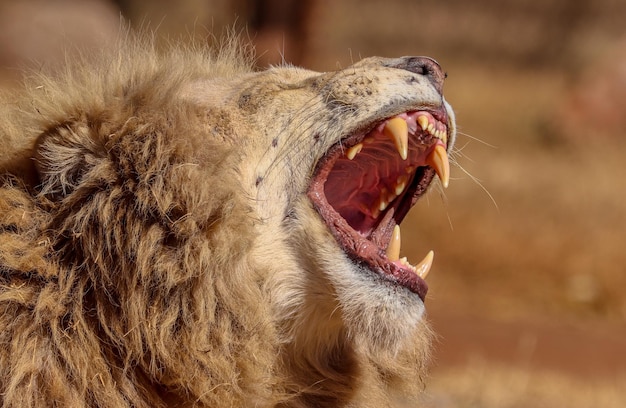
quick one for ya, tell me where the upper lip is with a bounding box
[307,106,451,301]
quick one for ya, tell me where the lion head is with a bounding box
[0,37,455,407]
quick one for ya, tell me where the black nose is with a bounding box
[389,56,446,94]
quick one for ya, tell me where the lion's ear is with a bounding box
[34,119,111,199]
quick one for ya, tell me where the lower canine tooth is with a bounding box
[426,144,450,188]
[386,225,401,261]
[415,250,434,279]
[383,117,409,160]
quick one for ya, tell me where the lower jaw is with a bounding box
[340,264,430,347]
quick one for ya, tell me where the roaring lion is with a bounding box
[0,36,455,407]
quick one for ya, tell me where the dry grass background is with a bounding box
[1,0,625,406]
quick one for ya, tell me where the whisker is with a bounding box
[260,74,350,182]
[456,161,499,212]
[445,207,455,232]
[456,130,498,149]
[255,93,324,174]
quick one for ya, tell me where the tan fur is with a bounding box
[0,34,453,407]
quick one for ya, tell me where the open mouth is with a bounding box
[307,108,451,301]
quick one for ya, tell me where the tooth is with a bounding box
[395,179,406,195]
[371,207,381,219]
[426,144,450,188]
[395,184,405,196]
[386,225,401,261]
[378,198,389,211]
[383,117,408,160]
[415,250,434,279]
[439,130,447,144]
[379,187,398,209]
[400,257,415,269]
[417,115,429,131]
[346,143,363,160]
[373,194,389,214]
[427,123,435,135]
[377,187,389,211]
[395,174,408,195]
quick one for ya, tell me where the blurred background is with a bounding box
[1,0,624,406]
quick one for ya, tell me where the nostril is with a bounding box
[391,56,446,94]
[410,57,438,75]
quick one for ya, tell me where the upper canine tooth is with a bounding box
[415,250,434,279]
[383,117,409,160]
[386,225,401,261]
[426,144,450,188]
[346,143,363,160]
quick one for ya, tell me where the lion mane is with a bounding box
[0,35,454,407]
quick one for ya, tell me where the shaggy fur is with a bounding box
[0,34,454,407]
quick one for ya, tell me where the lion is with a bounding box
[0,35,455,407]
